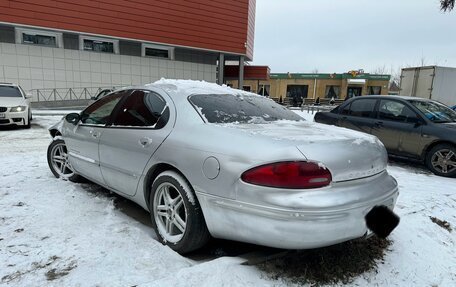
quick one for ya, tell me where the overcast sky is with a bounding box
[251,0,456,75]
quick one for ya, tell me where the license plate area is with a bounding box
[365,205,400,238]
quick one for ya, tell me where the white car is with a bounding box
[0,83,32,128]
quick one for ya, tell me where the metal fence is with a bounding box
[29,87,120,102]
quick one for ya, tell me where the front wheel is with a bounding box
[24,111,31,129]
[47,138,82,182]
[150,170,210,254]
[425,144,456,177]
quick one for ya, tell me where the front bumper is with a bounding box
[197,171,399,249]
[0,109,28,126]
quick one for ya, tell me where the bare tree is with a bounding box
[370,65,387,75]
[389,67,402,93]
[420,56,427,67]
[441,0,454,11]
[311,68,319,74]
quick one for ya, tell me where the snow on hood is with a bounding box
[0,96,26,106]
[149,78,262,98]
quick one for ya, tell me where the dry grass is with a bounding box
[258,236,392,286]
[430,216,452,233]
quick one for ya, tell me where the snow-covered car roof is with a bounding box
[146,79,262,98]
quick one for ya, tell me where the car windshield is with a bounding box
[189,94,303,124]
[408,100,456,123]
[0,86,22,97]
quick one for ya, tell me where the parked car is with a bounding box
[315,95,456,177]
[0,83,32,128]
[47,80,399,254]
[87,88,114,105]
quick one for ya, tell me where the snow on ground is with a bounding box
[0,114,455,286]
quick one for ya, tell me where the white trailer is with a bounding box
[400,66,456,106]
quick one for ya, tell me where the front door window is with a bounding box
[111,90,169,128]
[81,92,126,125]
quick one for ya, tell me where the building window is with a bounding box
[286,85,308,107]
[369,86,382,95]
[80,36,119,53]
[325,85,340,98]
[142,44,174,59]
[242,86,251,92]
[258,84,270,97]
[15,28,62,48]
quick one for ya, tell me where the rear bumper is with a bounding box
[197,171,399,249]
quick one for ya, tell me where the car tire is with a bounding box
[24,117,31,129]
[425,143,456,177]
[150,170,210,254]
[47,137,82,182]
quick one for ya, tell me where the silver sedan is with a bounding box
[47,80,399,254]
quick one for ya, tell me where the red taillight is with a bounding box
[241,161,332,189]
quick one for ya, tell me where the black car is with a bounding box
[314,95,456,177]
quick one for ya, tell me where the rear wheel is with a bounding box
[150,170,210,254]
[426,144,456,177]
[47,138,82,182]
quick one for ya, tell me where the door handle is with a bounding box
[139,137,153,147]
[374,121,383,127]
[89,129,100,138]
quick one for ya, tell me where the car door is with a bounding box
[371,99,424,158]
[98,89,174,196]
[63,91,126,184]
[338,98,377,134]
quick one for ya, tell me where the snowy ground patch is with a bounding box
[0,114,455,286]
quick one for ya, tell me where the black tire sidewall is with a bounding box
[426,144,456,177]
[149,171,205,253]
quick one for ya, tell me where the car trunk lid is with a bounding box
[221,120,388,182]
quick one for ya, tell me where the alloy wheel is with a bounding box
[50,142,75,178]
[153,182,187,243]
[431,148,456,174]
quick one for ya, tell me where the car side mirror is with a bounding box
[65,113,81,125]
[26,93,32,99]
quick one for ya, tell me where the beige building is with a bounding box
[227,72,390,105]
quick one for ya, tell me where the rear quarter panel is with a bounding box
[141,124,306,201]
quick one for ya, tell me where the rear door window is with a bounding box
[349,99,377,118]
[111,90,169,128]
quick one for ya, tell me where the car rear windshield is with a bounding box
[408,100,456,123]
[0,86,22,97]
[189,94,303,124]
